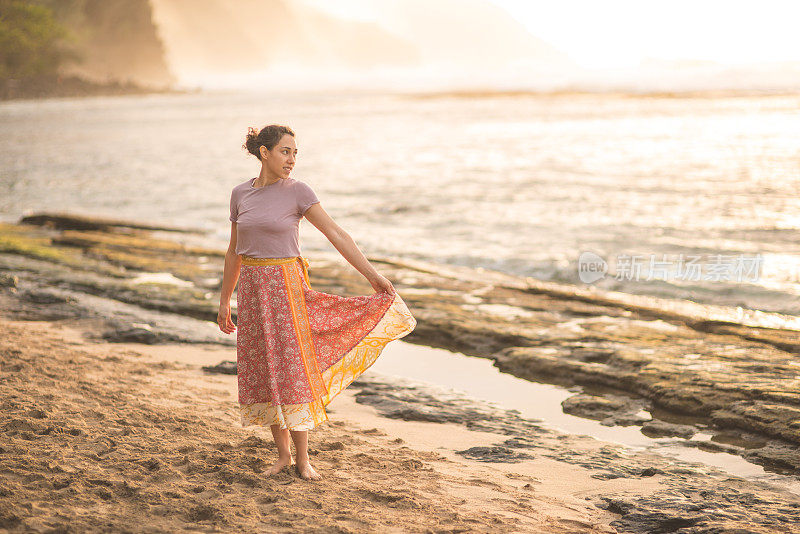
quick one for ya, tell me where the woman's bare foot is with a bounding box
[266,455,293,476]
[295,461,322,480]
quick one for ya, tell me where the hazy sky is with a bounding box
[298,0,800,69]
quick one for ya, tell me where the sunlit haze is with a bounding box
[303,0,800,68]
[135,1,800,92]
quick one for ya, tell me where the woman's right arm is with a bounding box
[217,221,241,334]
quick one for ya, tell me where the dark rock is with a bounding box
[20,212,195,233]
[690,440,743,455]
[639,467,660,477]
[20,289,75,305]
[641,420,697,439]
[570,348,615,364]
[561,393,651,426]
[711,401,800,444]
[352,378,551,437]
[101,326,181,344]
[356,394,459,423]
[202,360,237,375]
[501,435,542,449]
[610,510,702,534]
[455,446,534,463]
[742,442,800,473]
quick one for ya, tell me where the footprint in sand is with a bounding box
[400,458,426,470]
[26,409,48,419]
[85,478,114,488]
[351,452,384,468]
[294,498,323,509]
[357,488,419,510]
[137,458,161,471]
[185,503,225,523]
[214,467,259,487]
[358,428,387,436]
[197,488,222,499]
[237,436,271,449]
[318,440,345,451]
[94,487,113,501]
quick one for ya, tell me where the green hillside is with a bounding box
[1,0,176,99]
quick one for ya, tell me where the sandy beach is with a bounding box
[1,317,622,533]
[2,214,800,532]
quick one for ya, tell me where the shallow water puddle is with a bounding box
[369,340,800,494]
[129,271,195,287]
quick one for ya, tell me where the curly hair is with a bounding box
[242,124,295,161]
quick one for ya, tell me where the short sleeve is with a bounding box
[296,181,320,215]
[229,188,238,222]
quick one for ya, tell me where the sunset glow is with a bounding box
[300,0,800,69]
[4,1,800,525]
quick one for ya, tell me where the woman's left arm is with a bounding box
[303,203,395,295]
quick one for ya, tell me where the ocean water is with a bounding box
[1,89,799,316]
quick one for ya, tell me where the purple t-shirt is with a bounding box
[229,177,320,258]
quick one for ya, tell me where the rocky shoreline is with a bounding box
[2,213,800,480]
[0,75,194,102]
[351,373,800,532]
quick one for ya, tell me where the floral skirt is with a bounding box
[236,255,416,430]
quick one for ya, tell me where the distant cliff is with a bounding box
[2,0,574,98]
[3,0,422,96]
[1,0,176,99]
[148,0,573,90]
[148,0,420,85]
[36,0,174,88]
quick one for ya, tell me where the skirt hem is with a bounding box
[239,290,415,430]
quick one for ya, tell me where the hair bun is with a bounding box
[242,125,295,161]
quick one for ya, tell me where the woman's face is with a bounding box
[260,134,297,179]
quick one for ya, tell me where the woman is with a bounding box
[217,124,416,481]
